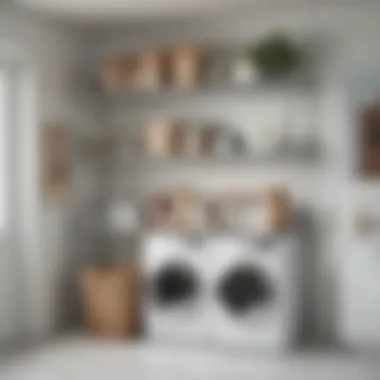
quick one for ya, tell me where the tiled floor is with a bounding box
[1,335,380,380]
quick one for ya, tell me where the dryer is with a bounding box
[204,234,298,349]
[142,232,207,343]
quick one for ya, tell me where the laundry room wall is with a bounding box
[84,1,380,344]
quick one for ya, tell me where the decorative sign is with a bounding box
[43,123,69,200]
[359,101,380,177]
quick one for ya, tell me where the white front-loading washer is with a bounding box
[142,232,207,343]
[204,234,298,349]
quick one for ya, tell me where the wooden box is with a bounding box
[134,48,168,92]
[143,120,176,158]
[171,45,205,89]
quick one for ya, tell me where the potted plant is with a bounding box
[248,33,304,79]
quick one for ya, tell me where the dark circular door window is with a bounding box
[217,264,272,315]
[152,262,199,307]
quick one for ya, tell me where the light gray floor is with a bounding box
[1,335,380,380]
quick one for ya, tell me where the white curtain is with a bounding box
[0,60,42,344]
[0,67,22,343]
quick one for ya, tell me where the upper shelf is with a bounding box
[100,78,316,111]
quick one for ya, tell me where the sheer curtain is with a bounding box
[0,60,39,344]
[0,66,20,343]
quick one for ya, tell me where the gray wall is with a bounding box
[85,2,380,344]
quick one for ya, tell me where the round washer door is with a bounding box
[217,264,273,315]
[151,262,200,307]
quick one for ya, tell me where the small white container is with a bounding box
[232,56,259,85]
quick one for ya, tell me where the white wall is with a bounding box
[88,2,380,344]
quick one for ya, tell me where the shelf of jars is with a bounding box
[84,185,295,239]
[81,124,321,171]
[93,35,315,110]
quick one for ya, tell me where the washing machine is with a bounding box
[204,233,298,349]
[142,232,208,342]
